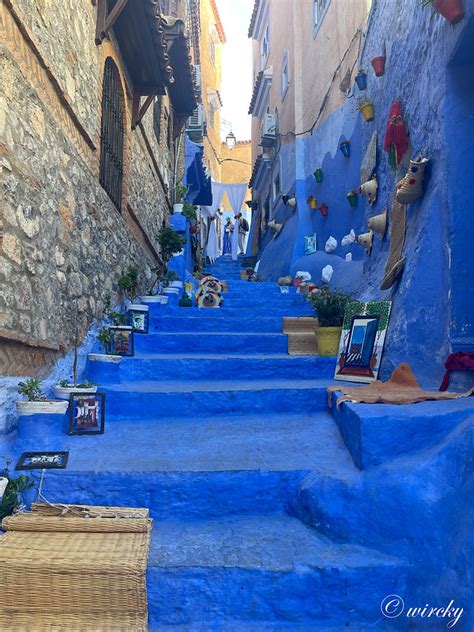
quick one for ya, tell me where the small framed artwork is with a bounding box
[304,233,318,256]
[128,307,149,334]
[16,451,69,470]
[69,392,106,435]
[335,300,392,383]
[109,326,134,356]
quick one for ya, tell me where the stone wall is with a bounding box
[0,1,180,402]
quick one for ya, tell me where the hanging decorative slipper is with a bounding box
[383,101,409,169]
[359,177,378,205]
[395,156,429,204]
[196,287,223,308]
[368,209,387,239]
[357,230,374,255]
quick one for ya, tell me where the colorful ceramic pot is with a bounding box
[307,196,318,209]
[354,70,367,91]
[315,326,342,357]
[319,203,329,217]
[434,0,464,24]
[314,168,323,183]
[360,101,375,122]
[346,190,358,208]
[339,140,351,158]
[371,55,386,77]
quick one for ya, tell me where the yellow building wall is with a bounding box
[220,141,252,213]
[199,0,225,182]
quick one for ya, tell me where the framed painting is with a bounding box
[304,233,318,256]
[128,307,149,334]
[16,451,69,470]
[334,300,392,383]
[109,326,134,356]
[69,392,106,435]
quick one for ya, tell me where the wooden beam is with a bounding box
[132,93,156,129]
[95,0,108,44]
[103,0,129,34]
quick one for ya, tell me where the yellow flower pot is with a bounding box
[315,326,342,357]
[360,102,374,122]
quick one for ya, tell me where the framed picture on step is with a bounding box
[69,392,106,435]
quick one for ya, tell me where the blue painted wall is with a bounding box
[255,0,474,385]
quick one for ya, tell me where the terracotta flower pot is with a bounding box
[434,0,464,24]
[315,326,342,357]
[371,55,386,77]
[319,203,329,217]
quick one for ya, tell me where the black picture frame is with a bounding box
[68,392,106,435]
[16,451,69,470]
[128,308,149,334]
[108,326,134,356]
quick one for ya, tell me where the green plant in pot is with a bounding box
[0,459,35,521]
[307,287,351,356]
[16,378,69,415]
[55,315,98,399]
[147,227,186,295]
[118,265,140,304]
[182,201,197,222]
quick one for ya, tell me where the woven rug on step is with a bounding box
[0,503,152,632]
[328,362,474,409]
[283,317,318,355]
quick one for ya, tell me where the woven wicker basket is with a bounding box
[0,504,152,631]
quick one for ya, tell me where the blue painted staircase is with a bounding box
[9,255,410,630]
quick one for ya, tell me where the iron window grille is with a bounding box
[99,58,125,212]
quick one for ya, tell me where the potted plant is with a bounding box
[0,460,34,521]
[145,227,186,298]
[16,378,69,415]
[371,54,386,77]
[359,98,375,122]
[422,0,464,24]
[118,265,150,333]
[54,324,98,399]
[182,201,197,222]
[307,287,351,356]
[174,183,188,213]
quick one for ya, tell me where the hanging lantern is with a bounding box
[319,203,329,217]
[346,190,358,208]
[354,69,367,91]
[339,140,351,158]
[307,196,318,209]
[313,168,323,183]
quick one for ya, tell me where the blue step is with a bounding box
[102,379,331,419]
[146,515,409,626]
[134,332,289,354]
[88,354,334,383]
[150,315,284,333]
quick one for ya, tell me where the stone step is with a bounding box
[146,515,409,626]
[330,391,474,469]
[101,378,332,418]
[87,354,334,383]
[15,413,354,519]
[150,315,284,333]
[133,332,289,354]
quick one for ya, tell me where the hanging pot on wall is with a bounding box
[368,208,388,239]
[359,100,375,122]
[359,177,378,205]
[357,230,374,255]
[346,190,358,208]
[371,55,386,77]
[307,196,319,209]
[339,140,351,158]
[313,168,323,183]
[319,203,329,217]
[433,0,464,24]
[354,69,368,90]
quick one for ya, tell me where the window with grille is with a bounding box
[153,97,162,144]
[99,58,124,212]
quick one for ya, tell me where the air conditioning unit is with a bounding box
[192,65,202,96]
[186,104,205,142]
[260,113,277,147]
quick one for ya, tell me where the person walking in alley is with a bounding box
[223,217,233,255]
[237,213,249,255]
